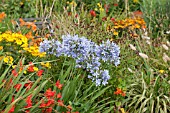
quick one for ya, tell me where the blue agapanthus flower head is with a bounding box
[39,34,120,86]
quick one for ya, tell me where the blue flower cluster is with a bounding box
[39,34,120,86]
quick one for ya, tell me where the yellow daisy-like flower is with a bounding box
[3,56,13,64]
[159,70,164,74]
[113,31,118,36]
[33,67,39,71]
[16,39,23,45]
[41,62,51,68]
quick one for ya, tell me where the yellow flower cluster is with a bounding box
[0,32,46,57]
[3,56,14,64]
[95,3,104,12]
[67,1,77,7]
[41,62,51,68]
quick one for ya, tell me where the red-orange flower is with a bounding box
[45,88,56,98]
[56,80,63,90]
[24,80,32,90]
[114,4,118,6]
[27,62,34,72]
[57,100,64,106]
[114,88,126,96]
[90,10,96,17]
[25,95,32,109]
[8,96,15,113]
[14,84,22,91]
[12,69,18,77]
[37,70,44,76]
[56,93,62,99]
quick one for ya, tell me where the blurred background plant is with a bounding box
[140,0,170,38]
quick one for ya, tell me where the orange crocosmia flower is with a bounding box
[19,18,25,26]
[121,92,126,97]
[67,105,72,110]
[32,25,37,32]
[56,93,62,99]
[45,88,56,98]
[45,107,52,113]
[25,31,34,39]
[56,80,63,90]
[57,100,64,106]
[39,100,46,108]
[114,88,126,97]
[12,69,18,77]
[45,98,55,106]
[14,84,22,91]
[25,95,32,108]
[8,96,15,113]
[11,19,16,25]
[37,70,44,76]
[28,62,34,72]
[114,88,122,95]
[24,81,32,90]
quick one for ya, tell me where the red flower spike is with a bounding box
[56,93,62,99]
[12,69,18,77]
[90,10,96,17]
[45,88,56,98]
[55,80,63,90]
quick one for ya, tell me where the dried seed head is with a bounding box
[167,41,170,47]
[146,40,151,45]
[129,44,137,51]
[142,35,150,40]
[139,52,148,59]
[162,53,170,63]
[162,44,169,50]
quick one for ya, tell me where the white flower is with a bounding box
[129,44,137,51]
[162,44,169,50]
[139,53,148,59]
[162,53,170,63]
